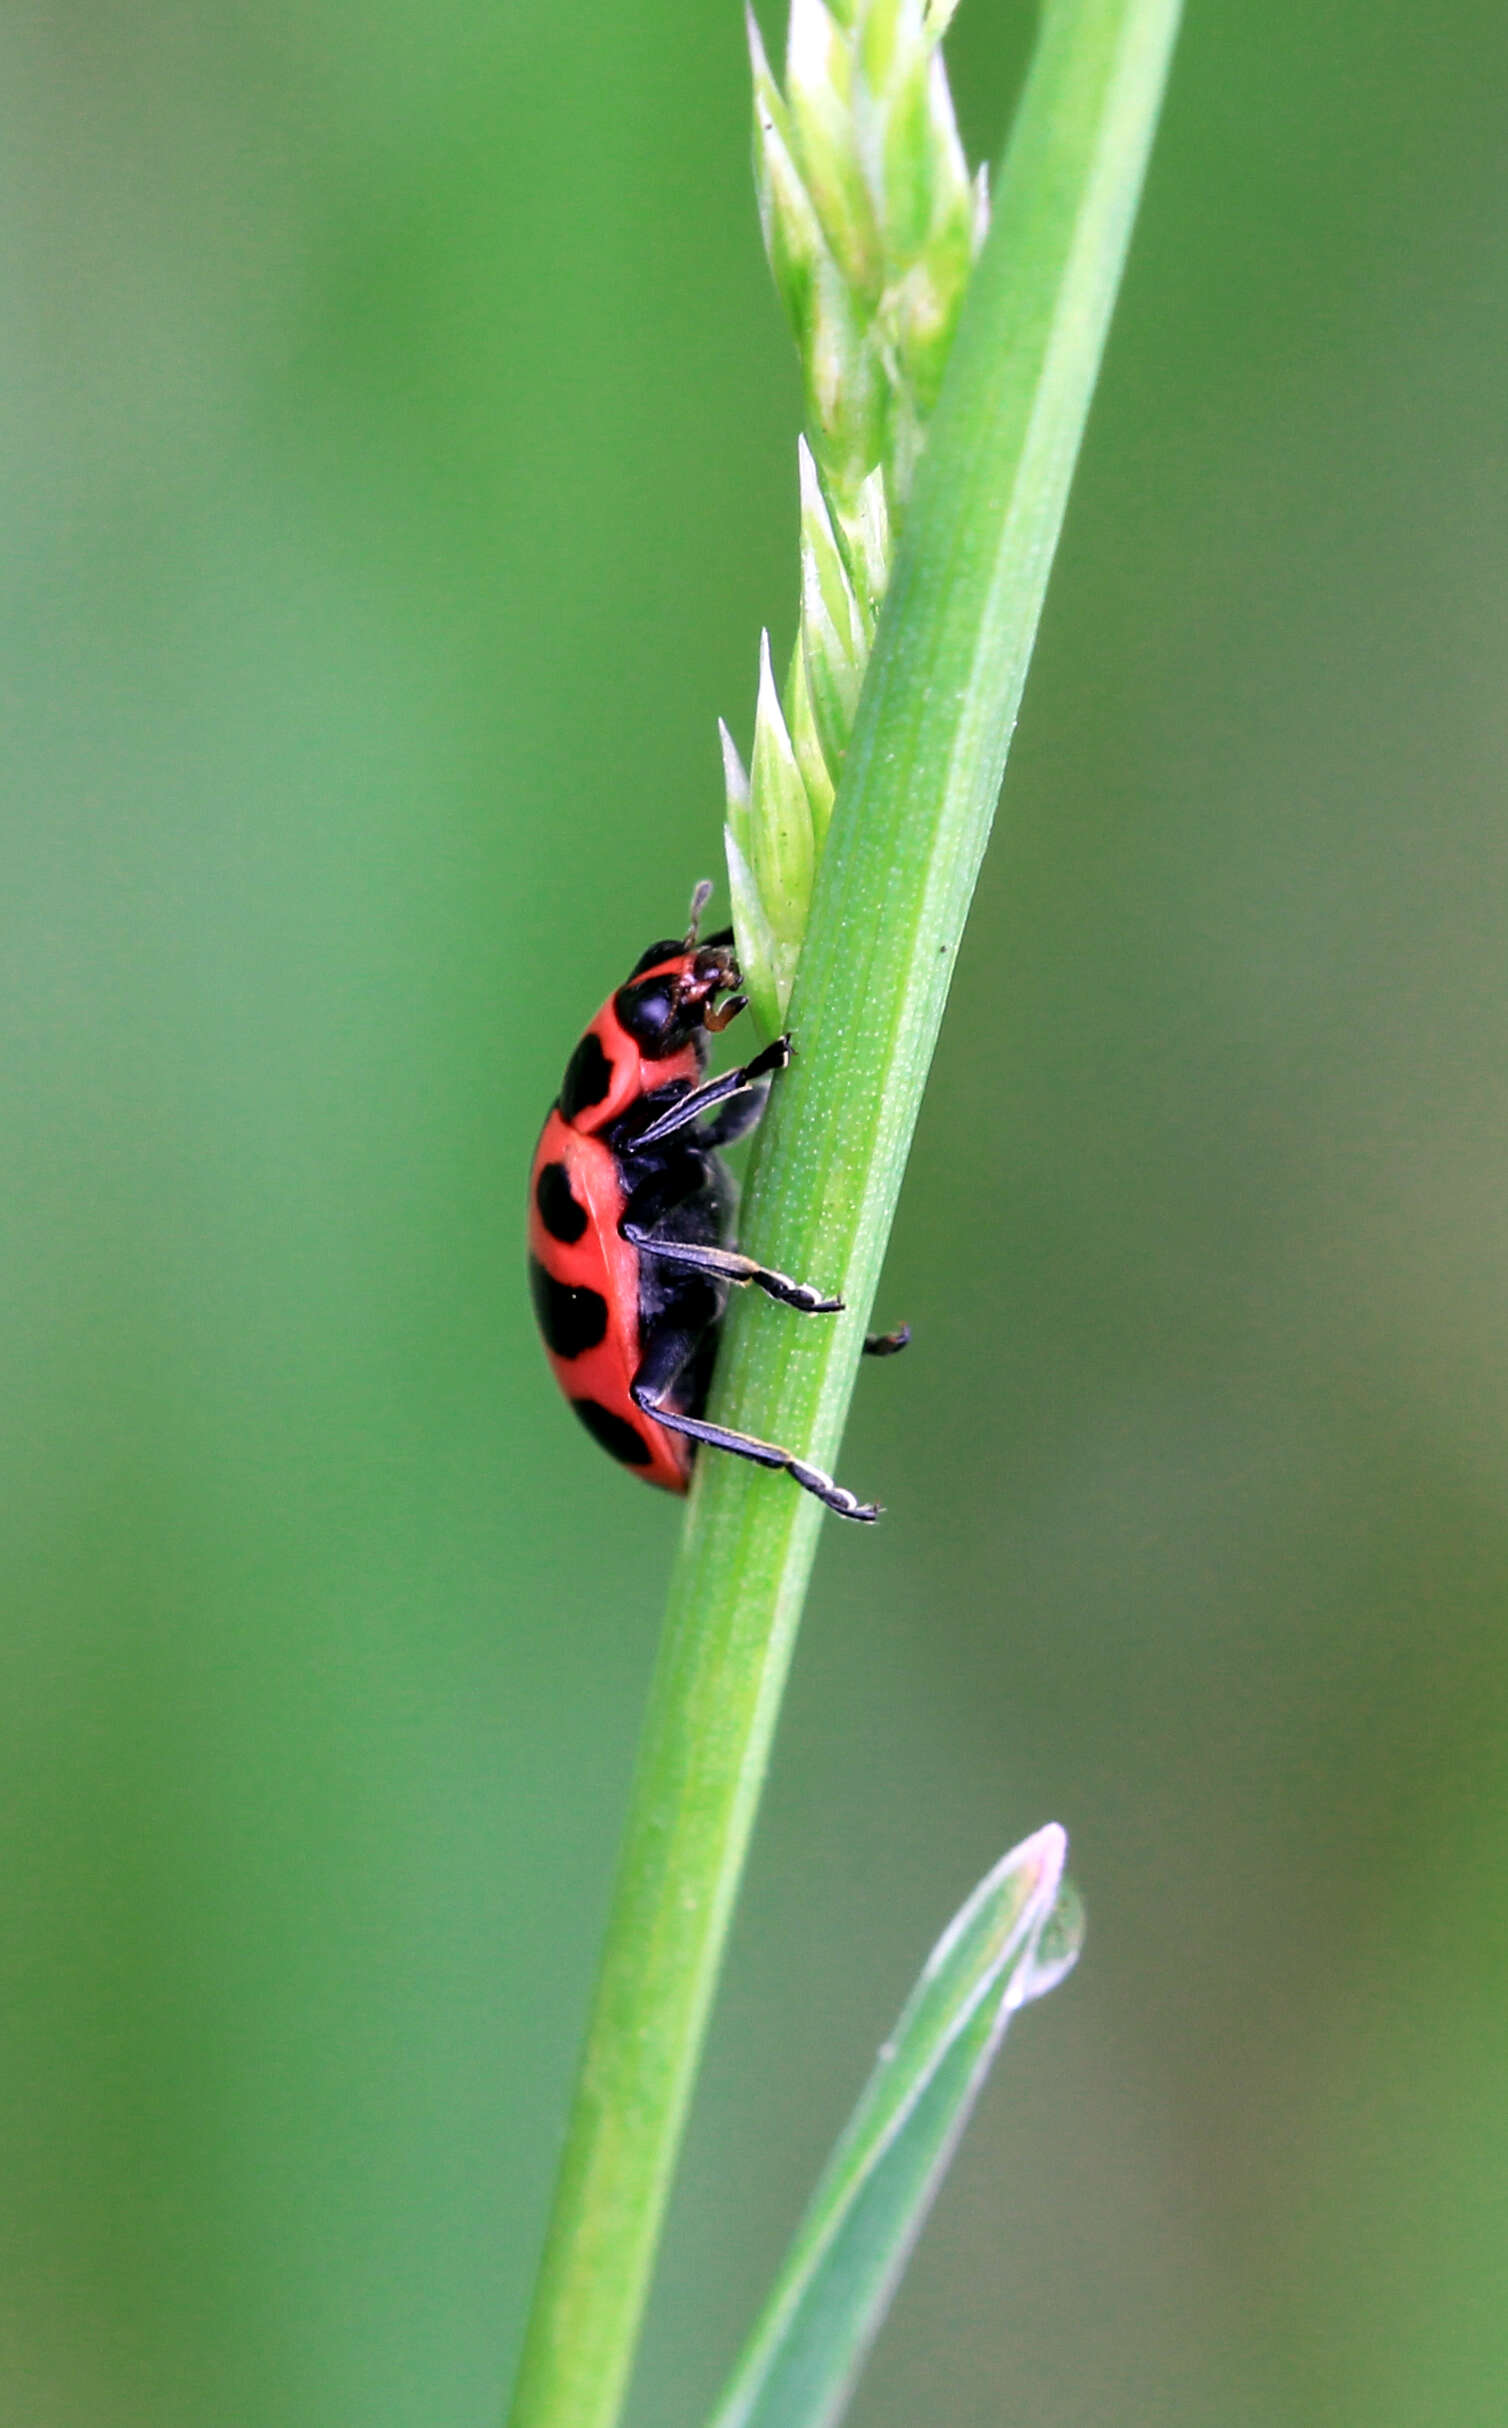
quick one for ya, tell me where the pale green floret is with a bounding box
[806,254,889,498]
[725,0,985,1026]
[750,630,816,949]
[852,462,891,608]
[797,439,867,767]
[720,713,752,858]
[785,638,835,853]
[785,0,883,302]
[798,439,866,655]
[748,17,827,352]
[721,720,786,1041]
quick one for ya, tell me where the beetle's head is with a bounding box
[614,933,743,1059]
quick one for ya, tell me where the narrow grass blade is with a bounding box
[706,1826,1083,2428]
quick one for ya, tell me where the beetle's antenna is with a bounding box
[684,878,714,947]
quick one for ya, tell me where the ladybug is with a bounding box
[528,883,905,1521]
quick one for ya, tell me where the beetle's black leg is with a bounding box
[863,1325,910,1356]
[629,1325,879,1523]
[622,1223,843,1315]
[630,1036,790,1151]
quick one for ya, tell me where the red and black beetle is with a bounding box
[528,885,903,1521]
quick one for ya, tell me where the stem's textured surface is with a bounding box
[506,6,1181,2424]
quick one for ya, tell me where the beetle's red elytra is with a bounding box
[527,885,905,1521]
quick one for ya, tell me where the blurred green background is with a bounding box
[4,1,1506,2422]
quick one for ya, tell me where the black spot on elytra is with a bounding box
[535,1160,587,1244]
[530,1256,608,1359]
[571,1398,653,1466]
[559,1030,613,1120]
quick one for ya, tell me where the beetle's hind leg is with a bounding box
[629,1321,880,1523]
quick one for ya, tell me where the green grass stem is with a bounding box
[506,5,1182,2423]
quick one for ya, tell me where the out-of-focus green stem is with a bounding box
[505,6,1181,2425]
